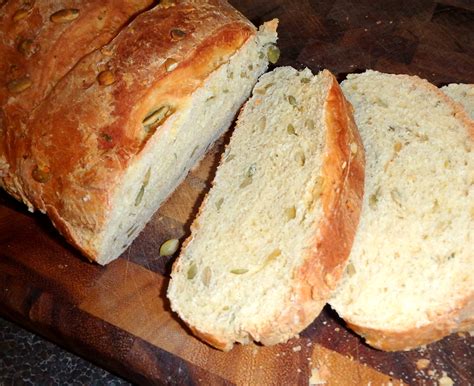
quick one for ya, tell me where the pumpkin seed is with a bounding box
[170,28,186,40]
[267,44,280,64]
[215,197,224,210]
[285,206,296,220]
[142,105,172,129]
[246,163,256,177]
[306,119,315,130]
[18,39,34,55]
[50,8,80,23]
[32,166,50,183]
[248,64,253,71]
[350,142,358,154]
[135,185,145,206]
[187,264,197,279]
[266,249,281,262]
[369,187,381,209]
[164,58,178,72]
[240,176,252,188]
[230,268,248,274]
[97,70,115,86]
[300,77,310,84]
[7,77,32,93]
[159,238,179,256]
[288,95,297,106]
[202,266,211,286]
[295,151,305,166]
[287,124,297,136]
[258,51,264,59]
[346,263,356,276]
[13,8,30,22]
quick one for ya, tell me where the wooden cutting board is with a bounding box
[1,0,473,384]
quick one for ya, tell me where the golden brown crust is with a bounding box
[1,1,257,261]
[188,70,365,351]
[0,0,153,199]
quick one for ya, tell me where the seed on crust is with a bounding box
[13,8,31,22]
[7,77,32,93]
[170,28,186,41]
[50,9,80,23]
[97,70,115,86]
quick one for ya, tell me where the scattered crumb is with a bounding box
[428,370,436,376]
[438,372,453,386]
[416,359,430,370]
[469,330,474,337]
[309,367,327,385]
[334,327,340,332]
[293,345,302,352]
[297,368,302,373]
[307,342,313,347]
[376,20,381,24]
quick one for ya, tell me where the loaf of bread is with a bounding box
[168,67,365,351]
[442,84,474,119]
[0,0,278,264]
[1,0,153,197]
[330,70,474,351]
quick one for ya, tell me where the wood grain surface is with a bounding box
[1,0,473,384]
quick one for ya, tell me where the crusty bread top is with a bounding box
[1,1,269,259]
[330,70,474,350]
[168,67,364,351]
[0,0,153,195]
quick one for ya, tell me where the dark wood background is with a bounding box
[1,0,473,384]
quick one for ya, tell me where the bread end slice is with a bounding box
[331,70,474,351]
[168,67,364,350]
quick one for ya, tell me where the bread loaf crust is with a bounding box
[0,0,153,202]
[0,1,263,261]
[185,71,365,350]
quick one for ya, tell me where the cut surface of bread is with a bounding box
[1,0,278,264]
[330,70,474,351]
[168,67,365,351]
[442,84,474,119]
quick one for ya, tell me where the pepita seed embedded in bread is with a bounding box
[287,124,297,135]
[50,9,80,23]
[97,70,115,86]
[301,78,310,84]
[160,239,179,256]
[135,185,145,206]
[143,105,172,129]
[32,166,50,183]
[216,198,224,210]
[267,44,280,64]
[239,176,252,188]
[170,28,186,41]
[164,58,178,72]
[202,266,211,286]
[285,206,296,220]
[187,264,197,280]
[295,151,305,166]
[230,268,248,274]
[306,119,315,130]
[7,77,32,93]
[13,9,30,22]
[288,95,297,106]
[18,39,34,55]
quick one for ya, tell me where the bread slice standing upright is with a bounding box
[0,1,278,264]
[330,70,474,351]
[168,67,365,351]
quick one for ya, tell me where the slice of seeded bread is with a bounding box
[442,84,474,119]
[330,70,474,351]
[168,67,365,351]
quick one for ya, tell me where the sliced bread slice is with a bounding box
[330,70,474,351]
[168,67,365,351]
[442,84,474,119]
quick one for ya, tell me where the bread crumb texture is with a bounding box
[331,71,473,334]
